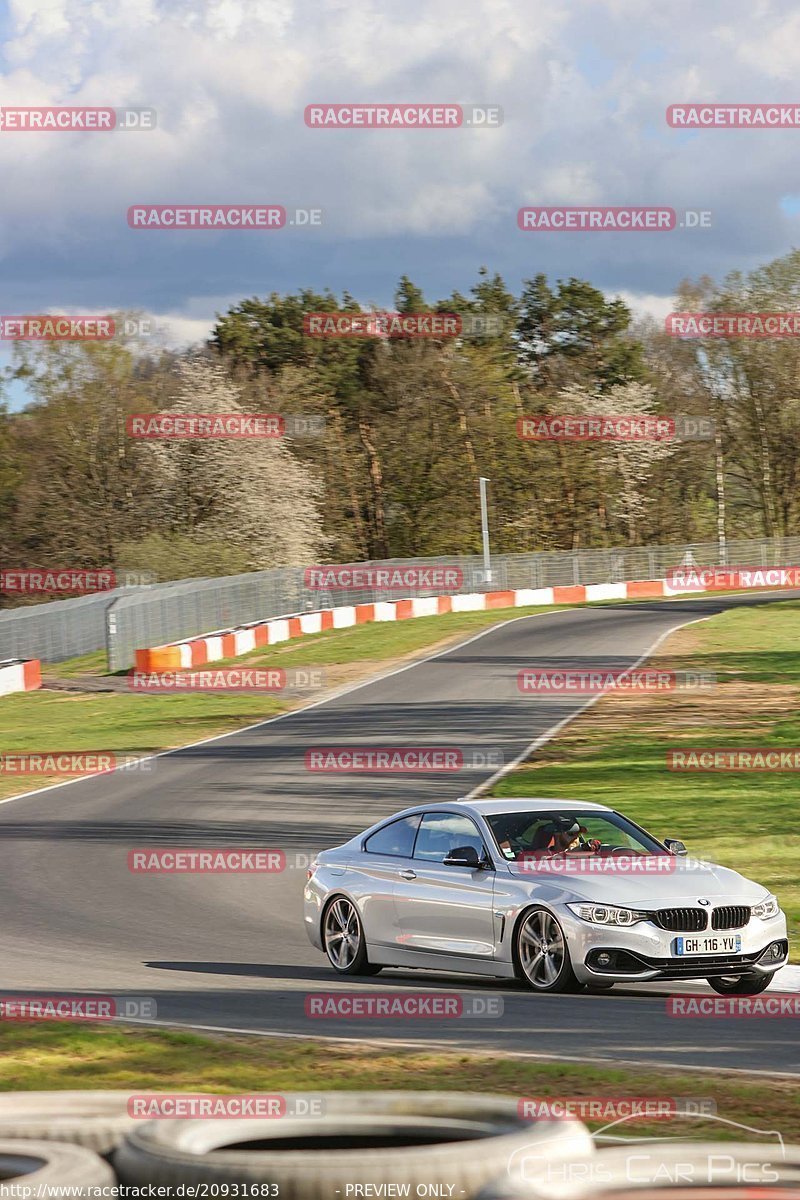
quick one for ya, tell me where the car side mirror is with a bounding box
[443,846,482,868]
[664,838,688,856]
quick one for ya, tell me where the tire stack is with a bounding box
[0,1090,594,1196]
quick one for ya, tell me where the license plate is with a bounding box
[675,934,742,956]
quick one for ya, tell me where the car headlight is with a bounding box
[567,903,650,927]
[752,894,780,921]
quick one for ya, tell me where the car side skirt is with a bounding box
[366,945,517,977]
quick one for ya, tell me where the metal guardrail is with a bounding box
[1,536,799,671]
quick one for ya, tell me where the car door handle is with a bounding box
[398,869,417,880]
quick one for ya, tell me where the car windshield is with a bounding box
[485,810,666,861]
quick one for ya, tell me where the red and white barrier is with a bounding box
[134,581,677,672]
[139,565,798,673]
[0,658,42,697]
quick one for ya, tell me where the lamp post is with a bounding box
[479,476,492,586]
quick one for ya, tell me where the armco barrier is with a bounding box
[0,659,42,697]
[134,581,672,672]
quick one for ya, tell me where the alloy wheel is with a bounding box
[518,908,567,990]
[324,897,361,970]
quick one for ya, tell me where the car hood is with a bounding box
[505,856,768,904]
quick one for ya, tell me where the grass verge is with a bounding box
[0,604,559,801]
[0,1024,797,1141]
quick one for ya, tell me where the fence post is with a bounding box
[105,594,121,673]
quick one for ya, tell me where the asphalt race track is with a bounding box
[1,591,798,1074]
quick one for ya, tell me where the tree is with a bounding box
[141,358,326,568]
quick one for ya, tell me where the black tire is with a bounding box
[323,895,382,975]
[707,972,773,995]
[513,906,581,993]
[114,1091,593,1196]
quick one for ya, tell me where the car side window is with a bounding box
[413,812,487,863]
[363,815,421,858]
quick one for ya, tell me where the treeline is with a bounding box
[2,250,800,593]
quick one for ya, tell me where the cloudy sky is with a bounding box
[2,0,800,406]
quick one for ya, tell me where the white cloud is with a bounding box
[0,0,797,315]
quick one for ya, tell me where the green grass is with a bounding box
[0,605,557,801]
[494,600,800,954]
[0,1024,797,1140]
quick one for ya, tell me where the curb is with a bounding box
[0,658,42,697]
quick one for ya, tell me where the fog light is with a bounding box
[768,942,784,960]
[596,952,613,968]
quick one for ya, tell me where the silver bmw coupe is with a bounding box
[304,798,788,994]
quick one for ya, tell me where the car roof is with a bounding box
[370,798,612,827]
[463,797,612,816]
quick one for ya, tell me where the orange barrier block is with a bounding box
[188,640,208,667]
[553,586,587,604]
[485,590,516,610]
[395,599,414,619]
[626,579,666,599]
[135,644,183,672]
[22,659,42,690]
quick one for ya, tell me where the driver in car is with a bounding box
[499,816,602,859]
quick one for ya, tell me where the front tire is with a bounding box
[322,896,382,976]
[514,907,581,993]
[707,972,772,996]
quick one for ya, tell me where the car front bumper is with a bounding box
[556,906,789,984]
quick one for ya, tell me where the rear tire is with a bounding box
[707,972,772,996]
[322,896,382,976]
[514,907,581,993]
